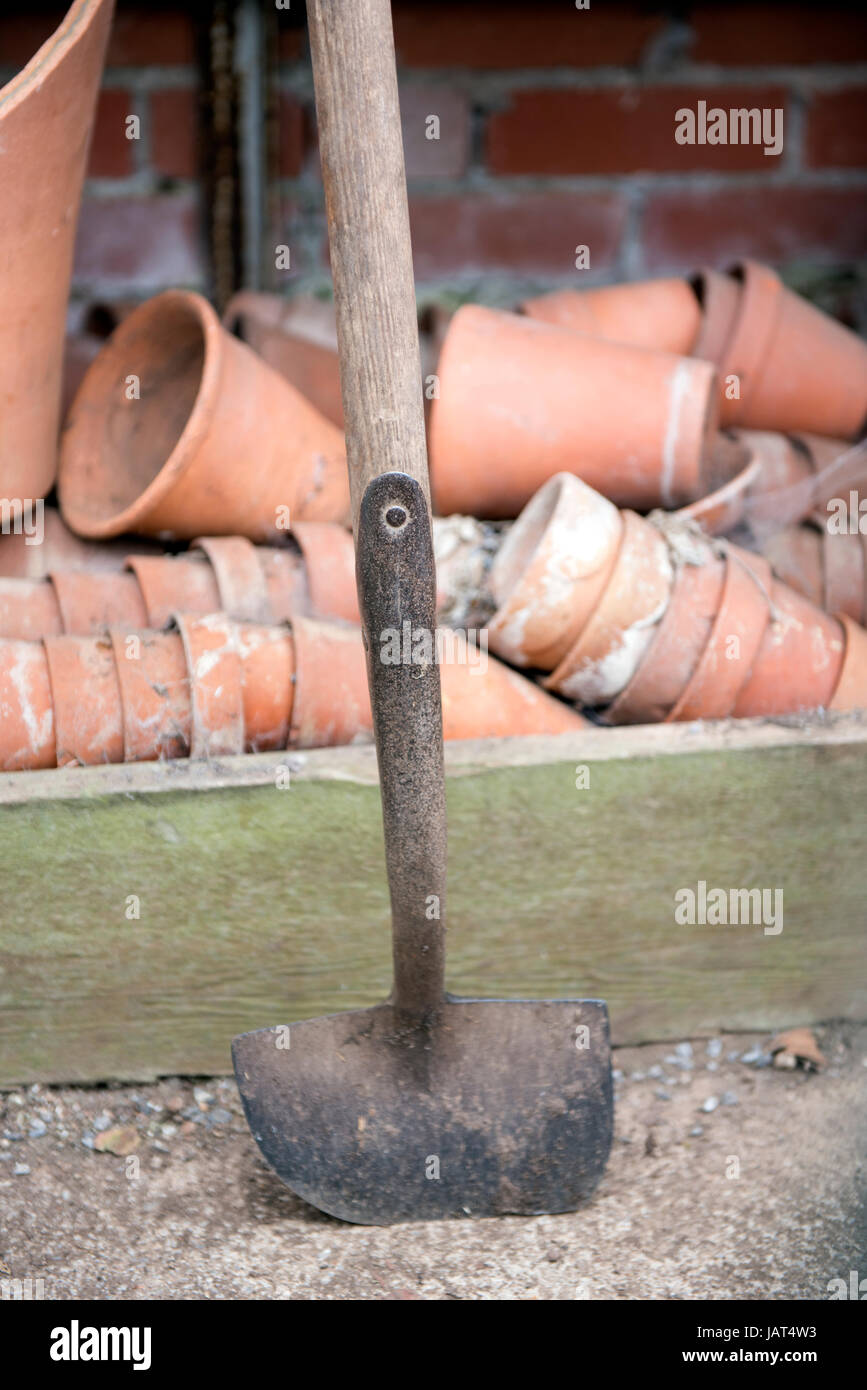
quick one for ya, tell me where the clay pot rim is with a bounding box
[491,472,588,605]
[59,289,224,539]
[0,0,96,118]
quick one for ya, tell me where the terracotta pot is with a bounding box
[680,429,851,539]
[290,522,359,624]
[544,511,674,704]
[258,545,310,623]
[521,277,701,356]
[690,267,741,364]
[43,633,125,767]
[756,514,867,624]
[822,528,865,621]
[51,570,149,634]
[732,579,844,717]
[0,531,349,639]
[698,261,867,438]
[236,622,296,751]
[428,305,719,516]
[127,553,223,630]
[58,290,350,541]
[0,578,63,640]
[193,536,274,624]
[440,632,587,737]
[0,610,589,770]
[175,612,245,757]
[109,628,191,763]
[0,0,114,502]
[830,614,867,711]
[677,461,760,537]
[667,550,773,721]
[0,639,56,770]
[606,550,726,724]
[488,473,623,669]
[0,507,161,580]
[761,525,824,609]
[224,291,344,428]
[289,616,586,747]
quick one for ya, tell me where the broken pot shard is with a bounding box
[0,0,114,502]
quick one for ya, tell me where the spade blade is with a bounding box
[232,997,612,1226]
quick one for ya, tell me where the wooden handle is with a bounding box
[307,0,430,535]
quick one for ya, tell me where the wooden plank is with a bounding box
[1,714,866,1084]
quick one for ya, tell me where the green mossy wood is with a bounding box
[1,716,865,1084]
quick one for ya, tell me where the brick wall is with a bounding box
[2,0,866,336]
[274,0,867,321]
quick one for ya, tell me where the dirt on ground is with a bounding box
[2,1023,865,1301]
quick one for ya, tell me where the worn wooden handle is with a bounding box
[307,0,431,535]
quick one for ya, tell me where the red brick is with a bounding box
[690,4,867,65]
[88,90,136,178]
[401,86,470,179]
[642,186,867,272]
[487,87,788,176]
[277,25,306,62]
[277,95,306,177]
[805,89,867,169]
[392,1,663,69]
[151,88,199,178]
[106,8,196,66]
[408,192,626,279]
[73,194,203,289]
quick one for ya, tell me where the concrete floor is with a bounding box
[1,1022,865,1300]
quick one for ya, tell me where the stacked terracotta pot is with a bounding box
[522,260,867,441]
[0,612,585,773]
[486,473,867,724]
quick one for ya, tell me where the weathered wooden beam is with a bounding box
[2,714,866,1085]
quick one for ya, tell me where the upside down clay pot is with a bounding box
[698,262,867,438]
[544,511,674,705]
[58,290,351,541]
[488,473,623,670]
[0,0,114,502]
[428,305,719,516]
[521,277,702,357]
